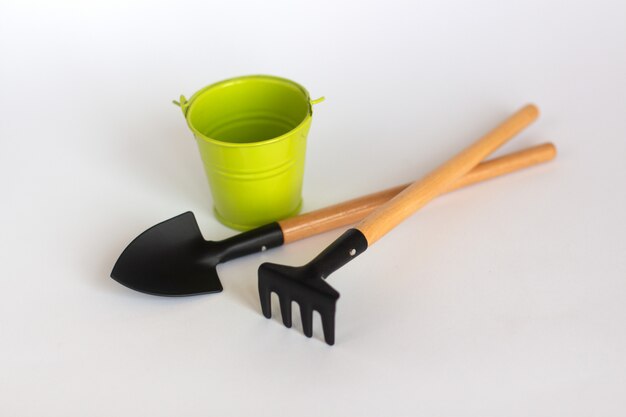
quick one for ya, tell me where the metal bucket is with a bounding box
[176,75,324,230]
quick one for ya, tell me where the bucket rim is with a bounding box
[183,75,315,148]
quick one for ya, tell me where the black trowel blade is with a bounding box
[111,212,223,296]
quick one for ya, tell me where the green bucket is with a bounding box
[175,75,324,230]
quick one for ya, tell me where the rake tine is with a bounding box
[279,295,293,327]
[321,313,336,345]
[259,284,272,318]
[300,303,314,338]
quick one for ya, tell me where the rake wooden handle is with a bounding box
[279,141,554,243]
[356,104,539,244]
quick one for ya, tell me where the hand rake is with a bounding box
[258,104,542,344]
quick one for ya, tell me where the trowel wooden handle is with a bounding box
[356,104,539,245]
[279,141,554,243]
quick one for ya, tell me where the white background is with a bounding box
[1,0,625,415]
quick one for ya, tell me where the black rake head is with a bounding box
[259,262,340,345]
[257,228,369,346]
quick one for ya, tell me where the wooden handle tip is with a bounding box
[544,142,557,159]
[522,103,540,120]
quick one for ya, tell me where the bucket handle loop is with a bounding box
[310,96,326,105]
[172,95,190,116]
